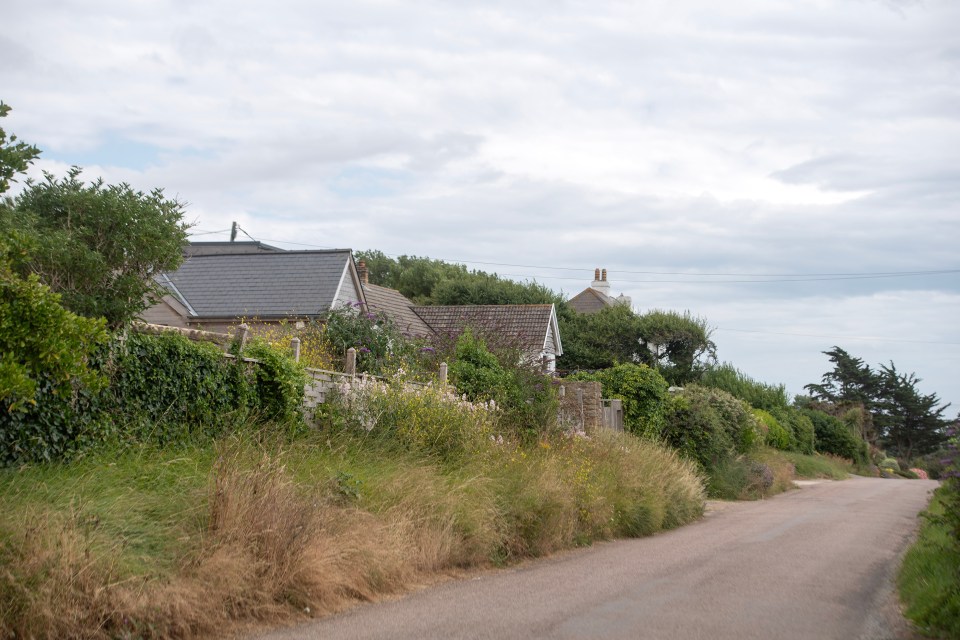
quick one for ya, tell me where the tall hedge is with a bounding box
[570,363,669,438]
[661,385,761,469]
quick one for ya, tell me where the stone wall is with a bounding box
[558,381,603,432]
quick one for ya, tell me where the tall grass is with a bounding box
[0,428,705,638]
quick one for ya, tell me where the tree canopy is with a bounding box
[805,346,949,458]
[0,103,40,195]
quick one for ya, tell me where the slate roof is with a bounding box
[412,304,558,353]
[362,283,434,337]
[567,287,617,314]
[184,241,282,257]
[165,250,355,318]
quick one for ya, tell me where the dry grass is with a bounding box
[0,431,706,638]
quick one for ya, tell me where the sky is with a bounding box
[3,0,958,411]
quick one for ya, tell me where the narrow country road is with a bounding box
[251,477,937,640]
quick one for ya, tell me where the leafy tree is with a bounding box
[0,102,40,195]
[804,347,878,409]
[432,272,561,306]
[635,310,716,385]
[557,304,644,370]
[3,167,189,328]
[571,363,669,438]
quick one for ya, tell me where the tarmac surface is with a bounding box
[250,477,937,640]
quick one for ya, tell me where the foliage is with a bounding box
[3,167,189,328]
[661,384,761,470]
[780,450,852,480]
[0,252,110,464]
[805,347,948,458]
[570,363,669,438]
[635,309,716,385]
[321,305,434,377]
[898,489,960,638]
[326,374,496,459]
[242,339,307,425]
[245,318,338,370]
[355,250,561,307]
[110,331,252,443]
[700,362,789,412]
[802,408,868,464]
[0,102,40,195]
[448,330,558,440]
[557,304,644,370]
[770,406,816,454]
[753,409,791,450]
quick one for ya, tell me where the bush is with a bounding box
[111,332,252,443]
[570,363,669,438]
[701,363,789,412]
[325,374,496,460]
[449,330,558,441]
[243,339,307,425]
[661,385,761,469]
[753,409,791,450]
[0,255,110,464]
[803,409,867,464]
[879,457,901,472]
[771,406,815,454]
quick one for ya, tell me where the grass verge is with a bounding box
[780,450,853,480]
[898,489,960,638]
[0,428,705,638]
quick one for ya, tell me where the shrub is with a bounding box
[327,374,496,460]
[243,339,307,425]
[111,331,252,443]
[879,457,901,472]
[701,363,789,412]
[661,385,761,469]
[449,330,558,441]
[803,409,867,464]
[570,363,669,438]
[0,255,110,464]
[771,406,816,454]
[753,409,791,450]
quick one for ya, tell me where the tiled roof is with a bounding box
[412,304,555,352]
[567,287,617,314]
[166,250,353,318]
[362,283,434,337]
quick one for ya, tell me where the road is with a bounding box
[251,477,937,640]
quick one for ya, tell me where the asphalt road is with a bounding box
[251,477,937,640]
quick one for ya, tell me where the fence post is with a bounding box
[234,323,249,352]
[345,347,357,377]
[290,337,301,363]
[439,362,448,386]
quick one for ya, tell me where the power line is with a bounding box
[716,327,960,346]
[186,230,960,284]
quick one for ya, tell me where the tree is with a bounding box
[557,304,644,370]
[0,102,40,195]
[2,167,189,328]
[874,363,949,459]
[804,347,878,408]
[635,310,716,385]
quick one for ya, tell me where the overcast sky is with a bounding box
[3,0,958,411]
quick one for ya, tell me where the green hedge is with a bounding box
[802,409,868,464]
[570,363,669,438]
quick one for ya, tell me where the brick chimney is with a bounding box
[357,260,369,285]
[591,267,611,295]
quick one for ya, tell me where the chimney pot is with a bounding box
[594,268,600,280]
[358,260,369,285]
[602,268,607,281]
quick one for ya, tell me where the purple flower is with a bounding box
[420,347,435,353]
[359,347,371,353]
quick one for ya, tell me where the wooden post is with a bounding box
[345,347,357,376]
[290,337,301,363]
[558,384,565,398]
[234,323,249,352]
[541,354,549,373]
[439,362,448,386]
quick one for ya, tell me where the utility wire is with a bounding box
[715,327,960,346]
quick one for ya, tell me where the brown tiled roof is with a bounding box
[567,287,617,314]
[412,304,555,353]
[362,283,433,337]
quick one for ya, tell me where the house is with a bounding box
[356,261,563,372]
[567,268,631,314]
[142,247,367,332]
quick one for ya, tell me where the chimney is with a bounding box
[591,267,611,295]
[357,260,369,285]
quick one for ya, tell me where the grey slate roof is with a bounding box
[166,250,353,318]
[184,241,282,257]
[412,304,556,353]
[362,283,434,337]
